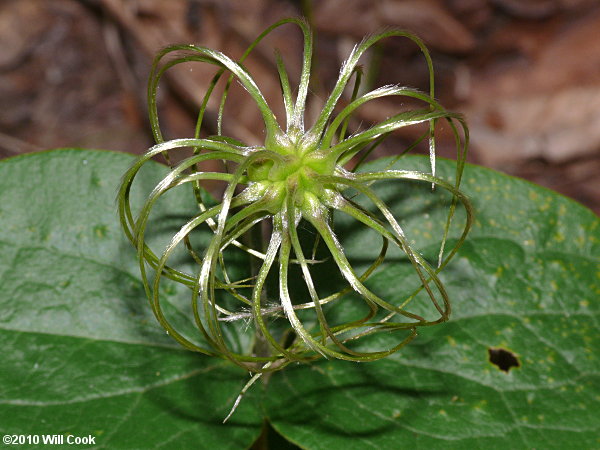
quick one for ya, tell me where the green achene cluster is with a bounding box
[117,18,473,416]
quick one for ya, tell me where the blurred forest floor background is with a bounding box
[1,0,599,213]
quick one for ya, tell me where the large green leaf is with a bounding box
[265,156,600,448]
[0,149,262,449]
[1,149,598,449]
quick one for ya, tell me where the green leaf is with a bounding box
[0,149,262,449]
[2,149,598,449]
[265,156,600,449]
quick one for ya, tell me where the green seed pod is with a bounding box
[117,19,473,411]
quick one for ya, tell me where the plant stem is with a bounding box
[248,219,272,362]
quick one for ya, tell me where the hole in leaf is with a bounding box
[488,347,520,372]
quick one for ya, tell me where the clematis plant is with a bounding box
[118,18,473,418]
